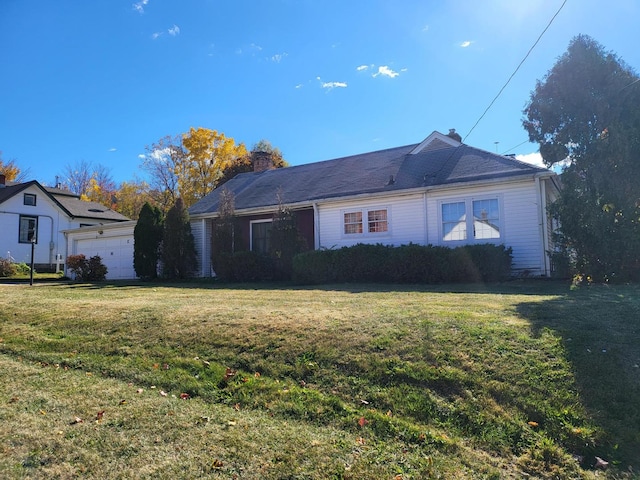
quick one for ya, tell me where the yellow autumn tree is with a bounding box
[178,127,248,208]
[0,152,23,181]
[114,179,157,220]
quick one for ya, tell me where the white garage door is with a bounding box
[74,236,136,280]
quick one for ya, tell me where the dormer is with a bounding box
[409,129,462,154]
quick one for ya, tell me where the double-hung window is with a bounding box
[343,207,389,236]
[250,220,272,254]
[19,215,38,243]
[441,197,501,243]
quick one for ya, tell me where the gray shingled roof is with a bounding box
[0,180,129,221]
[190,141,549,216]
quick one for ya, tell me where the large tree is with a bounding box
[0,152,29,182]
[134,202,164,279]
[161,197,197,279]
[140,135,183,213]
[217,139,288,187]
[523,35,640,282]
[179,127,248,208]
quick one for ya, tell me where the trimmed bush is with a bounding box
[0,258,17,277]
[292,243,512,285]
[66,254,108,281]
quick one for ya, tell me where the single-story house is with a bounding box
[0,175,129,272]
[189,130,560,278]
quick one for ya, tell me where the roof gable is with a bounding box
[409,130,461,154]
[0,180,129,221]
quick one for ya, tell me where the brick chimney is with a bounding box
[447,128,462,142]
[253,151,274,173]
[0,173,5,187]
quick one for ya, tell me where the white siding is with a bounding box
[317,178,549,276]
[426,180,546,275]
[190,219,212,277]
[0,185,70,265]
[318,194,426,248]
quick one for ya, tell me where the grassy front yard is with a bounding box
[0,281,638,479]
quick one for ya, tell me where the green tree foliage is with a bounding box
[523,35,640,282]
[134,202,164,279]
[217,139,288,187]
[162,198,197,279]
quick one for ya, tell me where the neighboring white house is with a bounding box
[189,130,560,278]
[63,221,137,280]
[0,175,130,272]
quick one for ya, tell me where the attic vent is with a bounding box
[88,208,104,213]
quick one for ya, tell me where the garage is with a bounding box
[64,221,137,280]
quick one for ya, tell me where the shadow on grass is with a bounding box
[516,285,640,470]
[61,278,572,296]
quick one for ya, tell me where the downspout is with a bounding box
[534,176,548,277]
[539,178,550,277]
[201,218,207,277]
[422,192,429,245]
[312,203,320,250]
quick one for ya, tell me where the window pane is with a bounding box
[23,194,36,206]
[442,202,466,241]
[344,211,363,234]
[251,222,272,254]
[473,199,500,239]
[19,216,37,243]
[367,209,388,233]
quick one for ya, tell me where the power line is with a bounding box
[501,139,530,155]
[463,0,568,143]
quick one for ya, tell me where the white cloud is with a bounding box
[356,65,369,72]
[460,40,473,48]
[515,152,545,168]
[295,84,303,89]
[168,25,180,36]
[151,32,163,40]
[422,24,430,32]
[138,154,146,160]
[372,66,400,78]
[317,77,347,90]
[133,0,149,14]
[108,148,117,152]
[271,53,288,63]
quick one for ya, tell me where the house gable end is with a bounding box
[409,131,462,154]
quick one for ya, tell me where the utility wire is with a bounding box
[463,0,568,143]
[501,139,530,155]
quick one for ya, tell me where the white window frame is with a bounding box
[438,195,503,244]
[19,215,38,244]
[249,219,273,254]
[341,206,390,238]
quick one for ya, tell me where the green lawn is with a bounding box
[0,280,638,479]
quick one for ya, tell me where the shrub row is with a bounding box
[291,243,513,285]
[0,260,31,277]
[213,251,275,282]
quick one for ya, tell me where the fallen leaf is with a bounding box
[153,363,159,369]
[9,397,19,403]
[358,417,368,428]
[254,372,261,378]
[163,363,169,370]
[355,436,366,445]
[160,391,168,397]
[180,393,191,400]
[360,399,369,405]
[70,417,83,425]
[136,388,144,394]
[527,421,539,428]
[594,456,609,469]
[234,403,241,411]
[39,410,46,415]
[386,410,393,417]
[119,399,126,405]
[96,410,105,421]
[212,459,224,469]
[224,368,236,381]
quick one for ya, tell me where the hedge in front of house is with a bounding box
[292,243,513,285]
[214,251,275,282]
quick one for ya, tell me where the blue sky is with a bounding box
[1,0,638,186]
